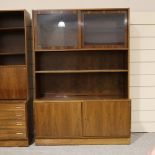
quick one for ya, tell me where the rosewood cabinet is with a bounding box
[33,9,131,145]
[0,10,32,146]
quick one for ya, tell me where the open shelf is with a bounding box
[35,72,128,99]
[0,29,25,54]
[0,11,24,28]
[0,55,25,65]
[35,50,128,71]
[0,52,25,55]
[0,27,25,31]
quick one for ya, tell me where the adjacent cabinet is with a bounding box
[0,10,32,146]
[33,9,131,145]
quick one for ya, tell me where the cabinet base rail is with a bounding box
[35,138,130,145]
[0,139,29,147]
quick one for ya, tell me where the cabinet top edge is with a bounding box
[0,9,28,13]
[32,8,129,14]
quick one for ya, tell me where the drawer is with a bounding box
[0,103,26,120]
[0,120,26,128]
[0,102,27,139]
[0,128,27,139]
[0,103,25,111]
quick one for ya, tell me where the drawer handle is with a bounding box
[16,114,22,117]
[16,132,23,135]
[16,107,22,109]
[16,123,23,126]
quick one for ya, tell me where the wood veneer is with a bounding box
[33,8,130,145]
[0,10,32,146]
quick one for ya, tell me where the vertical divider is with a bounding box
[32,11,36,99]
[78,10,82,49]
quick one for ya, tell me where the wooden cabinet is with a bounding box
[33,9,130,145]
[0,10,32,146]
[35,101,82,138]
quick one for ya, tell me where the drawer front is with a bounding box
[83,100,131,137]
[0,104,25,120]
[0,103,27,139]
[0,128,26,139]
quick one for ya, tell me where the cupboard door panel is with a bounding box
[82,10,128,48]
[0,66,27,99]
[83,100,131,137]
[35,101,82,138]
[34,11,79,50]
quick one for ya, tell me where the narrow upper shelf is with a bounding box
[0,27,25,31]
[35,70,128,74]
[0,52,25,55]
[34,48,129,52]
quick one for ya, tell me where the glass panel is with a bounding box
[36,11,78,49]
[83,11,127,47]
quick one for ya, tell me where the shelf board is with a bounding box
[0,52,25,55]
[0,27,25,31]
[34,48,129,52]
[35,94,129,101]
[35,70,128,74]
[0,65,26,68]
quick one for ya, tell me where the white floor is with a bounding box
[0,133,155,155]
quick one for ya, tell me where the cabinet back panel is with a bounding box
[35,51,128,70]
[0,11,24,28]
[0,30,25,53]
[0,55,25,65]
[36,73,128,99]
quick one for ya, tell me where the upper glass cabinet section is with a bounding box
[82,10,128,48]
[33,9,128,50]
[34,10,79,50]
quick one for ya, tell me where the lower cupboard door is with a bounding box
[0,66,27,99]
[35,101,82,138]
[83,100,131,137]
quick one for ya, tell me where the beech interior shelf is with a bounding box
[35,48,129,51]
[35,70,128,73]
[35,95,129,101]
[0,50,25,55]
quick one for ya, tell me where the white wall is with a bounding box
[0,0,155,13]
[130,12,155,132]
[0,0,155,132]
